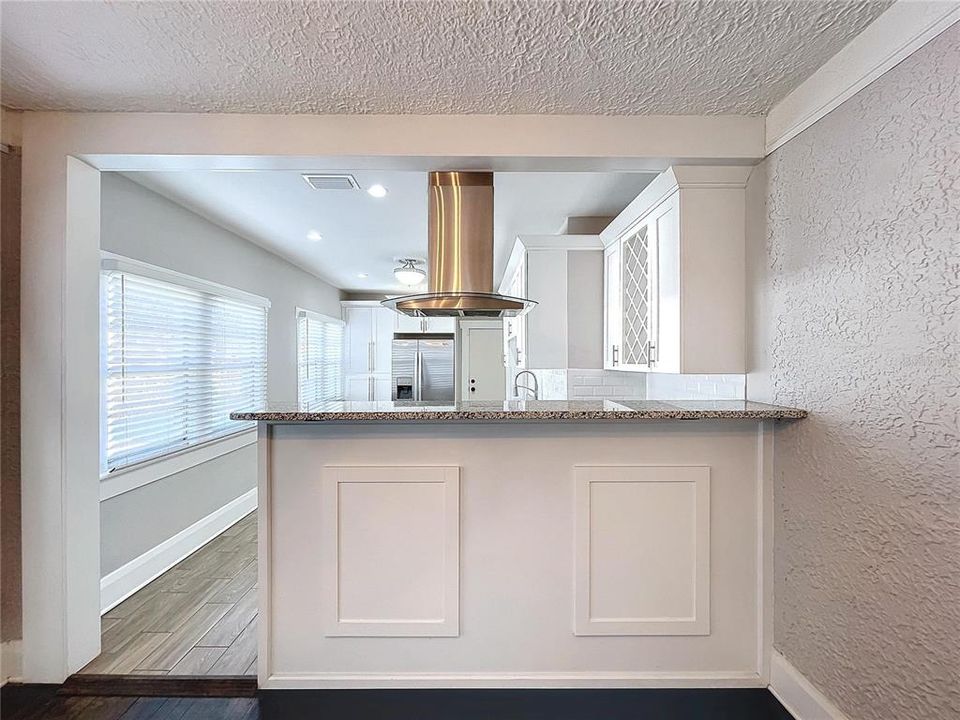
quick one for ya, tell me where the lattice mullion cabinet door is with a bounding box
[618,222,655,371]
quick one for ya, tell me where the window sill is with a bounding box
[99,429,258,501]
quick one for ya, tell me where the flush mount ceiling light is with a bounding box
[306,230,323,242]
[393,258,426,286]
[367,183,388,198]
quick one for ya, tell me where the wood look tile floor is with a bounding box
[80,512,258,677]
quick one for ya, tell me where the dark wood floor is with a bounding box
[2,688,795,720]
[80,512,257,677]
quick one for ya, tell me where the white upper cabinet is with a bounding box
[601,167,750,374]
[395,314,456,334]
[603,238,623,370]
[499,256,526,367]
[499,235,604,376]
[394,312,424,334]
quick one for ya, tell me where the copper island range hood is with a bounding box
[381,171,536,318]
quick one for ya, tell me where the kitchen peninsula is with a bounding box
[233,399,804,689]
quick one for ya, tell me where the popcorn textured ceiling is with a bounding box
[1,1,890,115]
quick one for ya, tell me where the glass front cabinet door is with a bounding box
[619,221,658,371]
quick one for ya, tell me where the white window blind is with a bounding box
[297,309,344,409]
[101,256,269,475]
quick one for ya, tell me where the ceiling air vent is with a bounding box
[301,173,359,191]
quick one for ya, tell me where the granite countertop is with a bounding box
[230,399,806,423]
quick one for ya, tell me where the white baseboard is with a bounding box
[769,650,851,720]
[100,488,257,613]
[262,671,764,690]
[1,640,23,686]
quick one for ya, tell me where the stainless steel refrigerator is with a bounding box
[391,334,455,401]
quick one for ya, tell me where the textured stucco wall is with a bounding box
[750,26,959,720]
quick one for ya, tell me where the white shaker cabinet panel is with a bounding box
[373,374,393,401]
[459,320,506,401]
[574,465,710,636]
[343,305,375,375]
[394,312,423,334]
[425,316,456,334]
[603,242,622,370]
[321,465,460,637]
[372,306,395,372]
[394,314,455,335]
[344,375,372,401]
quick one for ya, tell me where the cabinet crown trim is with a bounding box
[516,234,604,251]
[499,235,603,293]
[600,166,752,247]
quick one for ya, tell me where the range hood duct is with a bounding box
[381,171,536,318]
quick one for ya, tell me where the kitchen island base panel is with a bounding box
[258,421,771,688]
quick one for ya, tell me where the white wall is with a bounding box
[749,25,959,720]
[99,173,342,576]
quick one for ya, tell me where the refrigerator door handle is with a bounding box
[415,350,423,401]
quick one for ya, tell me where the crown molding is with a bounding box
[765,1,960,155]
[600,166,752,247]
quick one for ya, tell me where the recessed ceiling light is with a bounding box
[357,273,368,279]
[367,184,388,198]
[306,230,322,242]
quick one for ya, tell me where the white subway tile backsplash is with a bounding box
[568,368,645,399]
[518,368,743,402]
[646,373,746,401]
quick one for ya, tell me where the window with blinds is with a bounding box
[297,309,344,410]
[100,255,269,475]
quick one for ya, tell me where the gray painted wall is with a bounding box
[747,27,959,720]
[100,445,257,576]
[99,174,343,576]
[567,251,603,369]
[101,173,343,404]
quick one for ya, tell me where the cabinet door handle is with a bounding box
[647,340,658,364]
[612,345,619,367]
[368,341,374,373]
